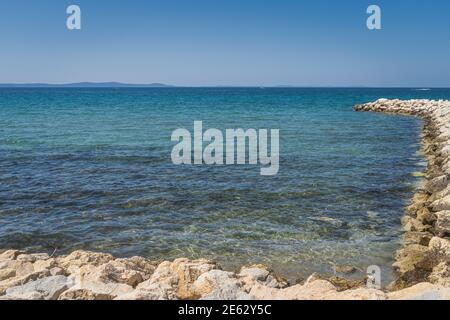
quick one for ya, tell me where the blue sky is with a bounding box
[1,0,449,87]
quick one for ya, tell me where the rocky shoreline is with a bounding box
[0,248,448,300]
[355,99,450,292]
[0,99,449,300]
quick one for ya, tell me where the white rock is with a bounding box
[59,279,133,300]
[115,283,176,300]
[238,266,286,289]
[388,283,450,300]
[192,270,251,300]
[5,276,74,300]
[17,253,50,263]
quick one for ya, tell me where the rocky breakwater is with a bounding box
[0,249,449,300]
[355,99,450,291]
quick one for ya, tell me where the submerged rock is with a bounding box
[328,276,366,292]
[309,216,346,228]
[334,265,358,275]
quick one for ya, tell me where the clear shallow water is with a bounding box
[1,88,450,283]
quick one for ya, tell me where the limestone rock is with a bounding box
[192,270,252,300]
[435,211,450,236]
[408,237,450,277]
[77,259,154,287]
[323,288,386,300]
[393,244,429,273]
[238,265,287,290]
[249,280,337,300]
[1,244,449,300]
[157,258,217,299]
[402,231,433,246]
[138,261,177,289]
[402,216,431,232]
[56,250,114,271]
[15,262,35,277]
[55,261,137,300]
[388,282,450,300]
[33,258,57,272]
[17,253,50,263]
[0,292,43,300]
[428,185,450,203]
[58,288,114,300]
[432,195,450,212]
[425,175,448,193]
[416,207,436,225]
[0,259,21,271]
[428,237,450,258]
[0,270,51,295]
[0,250,23,261]
[285,280,339,300]
[0,269,16,281]
[428,262,450,286]
[411,192,430,207]
[441,145,450,157]
[59,278,134,300]
[5,275,74,300]
[115,256,158,281]
[124,258,218,300]
[201,287,253,300]
[50,267,65,276]
[115,282,176,300]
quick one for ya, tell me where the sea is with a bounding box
[2,87,450,283]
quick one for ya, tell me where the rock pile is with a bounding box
[1,249,449,300]
[355,99,450,291]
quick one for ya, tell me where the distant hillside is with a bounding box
[0,82,175,88]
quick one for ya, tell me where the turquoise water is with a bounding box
[1,88,450,282]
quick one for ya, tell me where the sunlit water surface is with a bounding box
[2,88,450,283]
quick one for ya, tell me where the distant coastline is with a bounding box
[1,83,449,89]
[0,82,174,88]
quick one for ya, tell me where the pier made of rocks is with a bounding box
[355,99,450,291]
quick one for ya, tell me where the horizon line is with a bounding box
[0,82,449,89]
